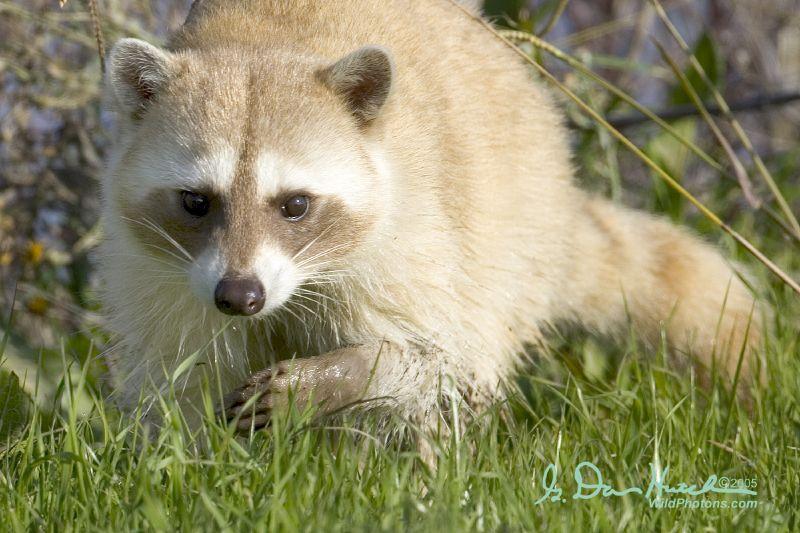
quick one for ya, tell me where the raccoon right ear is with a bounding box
[317,46,395,127]
[107,38,175,119]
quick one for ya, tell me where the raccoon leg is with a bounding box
[219,341,441,430]
[559,196,764,385]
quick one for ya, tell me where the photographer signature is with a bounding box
[534,462,757,505]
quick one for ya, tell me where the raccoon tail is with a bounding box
[559,195,765,386]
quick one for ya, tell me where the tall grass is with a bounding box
[1,305,798,529]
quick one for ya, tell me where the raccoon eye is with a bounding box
[181,191,210,217]
[281,195,309,220]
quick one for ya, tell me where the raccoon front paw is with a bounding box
[217,350,370,431]
[218,362,299,431]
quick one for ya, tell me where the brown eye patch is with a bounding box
[121,188,223,264]
[121,184,373,279]
[263,194,371,261]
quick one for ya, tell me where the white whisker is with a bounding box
[120,216,194,263]
[292,216,346,262]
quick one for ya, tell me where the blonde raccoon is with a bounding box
[99,0,763,431]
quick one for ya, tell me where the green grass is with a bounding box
[1,293,798,531]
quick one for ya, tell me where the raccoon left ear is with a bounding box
[317,46,395,126]
[107,38,176,119]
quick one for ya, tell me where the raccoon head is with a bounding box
[104,38,395,317]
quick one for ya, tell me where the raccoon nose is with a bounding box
[214,277,266,316]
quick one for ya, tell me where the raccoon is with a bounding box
[99,0,763,431]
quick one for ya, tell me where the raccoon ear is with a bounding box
[317,46,395,126]
[107,38,175,119]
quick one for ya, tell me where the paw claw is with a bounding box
[224,392,272,421]
[216,359,322,432]
[236,414,269,431]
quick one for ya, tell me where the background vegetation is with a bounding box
[0,0,799,530]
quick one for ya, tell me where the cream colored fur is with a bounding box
[99,0,763,427]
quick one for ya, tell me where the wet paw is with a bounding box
[216,350,367,431]
[217,362,297,431]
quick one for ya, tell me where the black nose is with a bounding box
[214,277,266,316]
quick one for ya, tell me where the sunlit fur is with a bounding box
[99,0,763,427]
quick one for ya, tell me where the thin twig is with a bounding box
[606,91,800,129]
[85,0,105,73]
[56,0,105,72]
[447,0,800,296]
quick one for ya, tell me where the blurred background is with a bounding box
[1,0,799,404]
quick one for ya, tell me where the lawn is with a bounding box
[1,302,798,530]
[1,0,799,531]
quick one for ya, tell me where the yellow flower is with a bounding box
[26,296,49,316]
[24,241,44,266]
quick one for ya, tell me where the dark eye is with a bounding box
[281,195,309,220]
[181,191,210,217]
